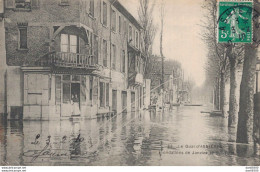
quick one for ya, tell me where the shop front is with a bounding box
[21,66,100,120]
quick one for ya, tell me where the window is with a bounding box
[89,0,94,17]
[55,76,61,104]
[106,83,109,107]
[136,56,139,72]
[70,35,77,53]
[129,25,132,41]
[111,44,116,70]
[135,31,139,48]
[15,0,31,10]
[119,16,121,33]
[100,82,105,107]
[18,27,27,49]
[61,34,68,52]
[6,0,39,9]
[31,0,39,8]
[89,76,93,101]
[63,83,71,103]
[89,32,93,55]
[93,35,98,64]
[72,75,80,82]
[121,50,125,73]
[60,0,69,5]
[111,9,116,32]
[5,0,15,8]
[133,30,135,45]
[123,20,127,35]
[61,34,78,53]
[103,39,107,67]
[63,74,70,81]
[102,1,107,26]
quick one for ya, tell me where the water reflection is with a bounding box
[0,106,260,166]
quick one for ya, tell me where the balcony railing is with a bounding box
[38,52,97,68]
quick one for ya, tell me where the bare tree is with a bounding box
[236,0,260,144]
[202,0,260,143]
[201,0,229,116]
[202,0,245,126]
[138,0,157,78]
[227,44,244,128]
[160,0,165,90]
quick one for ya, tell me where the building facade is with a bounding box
[0,0,148,120]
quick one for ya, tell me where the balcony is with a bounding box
[38,52,97,68]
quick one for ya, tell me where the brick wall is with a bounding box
[4,0,81,66]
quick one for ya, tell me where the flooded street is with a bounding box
[1,106,260,166]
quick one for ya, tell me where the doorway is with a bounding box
[122,91,127,113]
[112,90,117,113]
[71,83,80,115]
[131,92,135,112]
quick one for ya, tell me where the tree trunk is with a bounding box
[216,77,220,110]
[214,84,219,110]
[237,44,257,144]
[220,72,227,117]
[228,56,238,127]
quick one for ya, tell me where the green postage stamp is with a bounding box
[218,0,253,43]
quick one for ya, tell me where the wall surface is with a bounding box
[0,20,7,114]
[6,66,23,119]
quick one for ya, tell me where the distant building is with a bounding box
[0,0,149,120]
[148,56,183,107]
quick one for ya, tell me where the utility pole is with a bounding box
[160,2,165,90]
[160,0,165,110]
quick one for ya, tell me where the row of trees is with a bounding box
[138,0,166,88]
[202,0,260,143]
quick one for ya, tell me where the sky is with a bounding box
[120,0,208,86]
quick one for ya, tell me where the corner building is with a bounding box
[1,0,148,120]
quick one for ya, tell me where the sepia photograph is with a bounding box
[0,0,259,169]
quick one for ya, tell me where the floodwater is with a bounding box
[0,106,259,166]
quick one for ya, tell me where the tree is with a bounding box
[160,0,165,90]
[236,0,260,144]
[236,45,257,143]
[202,0,230,116]
[138,0,157,78]
[227,44,244,128]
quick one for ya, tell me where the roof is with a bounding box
[111,0,142,30]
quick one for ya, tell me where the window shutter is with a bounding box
[5,0,14,8]
[31,0,39,8]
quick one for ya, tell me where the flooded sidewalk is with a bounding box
[0,106,259,166]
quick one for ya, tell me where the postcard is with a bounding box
[0,0,259,169]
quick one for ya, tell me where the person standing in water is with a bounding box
[71,94,81,115]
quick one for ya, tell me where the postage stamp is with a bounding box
[218,0,253,43]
